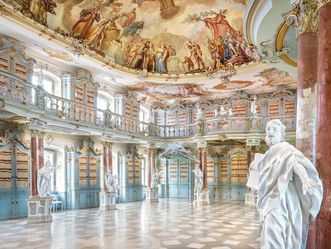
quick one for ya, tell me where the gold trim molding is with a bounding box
[275,21,298,67]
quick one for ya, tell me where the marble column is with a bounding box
[288,2,319,247]
[291,0,319,163]
[28,131,51,223]
[316,1,331,248]
[202,147,207,190]
[30,131,38,196]
[100,142,115,210]
[146,146,157,201]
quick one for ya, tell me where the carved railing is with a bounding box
[0,71,296,138]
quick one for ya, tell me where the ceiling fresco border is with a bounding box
[0,0,262,83]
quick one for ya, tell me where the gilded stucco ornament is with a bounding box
[287,0,318,37]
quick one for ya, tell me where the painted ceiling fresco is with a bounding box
[4,0,260,75]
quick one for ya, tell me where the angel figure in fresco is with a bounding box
[29,0,57,27]
[70,5,102,40]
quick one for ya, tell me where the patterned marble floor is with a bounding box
[0,199,260,249]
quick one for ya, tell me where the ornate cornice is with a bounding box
[287,0,318,37]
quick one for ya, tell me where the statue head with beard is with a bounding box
[265,119,286,147]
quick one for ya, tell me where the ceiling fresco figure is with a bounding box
[29,0,57,27]
[159,0,179,18]
[70,4,102,40]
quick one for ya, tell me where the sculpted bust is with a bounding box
[257,119,323,249]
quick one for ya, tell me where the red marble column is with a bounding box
[108,144,112,172]
[202,148,207,189]
[38,135,44,170]
[197,148,202,171]
[30,132,38,196]
[316,2,331,248]
[103,144,109,190]
[147,147,156,188]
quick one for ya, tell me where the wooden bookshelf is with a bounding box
[269,102,280,117]
[207,160,214,183]
[178,112,187,124]
[89,157,97,186]
[179,161,188,181]
[0,150,12,189]
[134,159,140,182]
[220,160,227,184]
[205,110,214,119]
[128,159,134,184]
[285,100,295,115]
[169,162,177,180]
[16,150,29,189]
[78,157,88,186]
[230,154,248,184]
[232,103,247,116]
[167,113,175,125]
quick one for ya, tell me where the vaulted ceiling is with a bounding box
[0,0,296,105]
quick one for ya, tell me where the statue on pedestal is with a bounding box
[257,119,323,249]
[192,167,203,191]
[151,170,162,189]
[37,161,53,198]
[105,171,118,194]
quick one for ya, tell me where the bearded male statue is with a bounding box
[257,119,323,249]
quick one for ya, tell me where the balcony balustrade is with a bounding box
[0,71,296,138]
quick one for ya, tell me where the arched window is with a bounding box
[139,105,150,123]
[32,68,62,97]
[97,92,114,111]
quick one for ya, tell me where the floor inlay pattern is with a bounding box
[0,200,260,249]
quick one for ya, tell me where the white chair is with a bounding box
[51,195,63,212]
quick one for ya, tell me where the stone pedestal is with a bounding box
[194,189,210,204]
[99,192,116,210]
[27,196,52,223]
[146,187,159,203]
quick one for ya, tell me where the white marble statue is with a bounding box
[257,119,323,249]
[37,161,53,198]
[250,96,257,115]
[105,171,118,194]
[192,167,203,191]
[151,170,162,189]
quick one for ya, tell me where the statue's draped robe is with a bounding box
[257,142,323,249]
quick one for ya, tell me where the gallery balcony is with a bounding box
[0,70,295,141]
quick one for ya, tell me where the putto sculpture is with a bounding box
[105,170,118,194]
[257,119,323,249]
[151,170,162,189]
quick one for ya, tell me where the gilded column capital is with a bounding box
[287,0,318,37]
[317,0,331,9]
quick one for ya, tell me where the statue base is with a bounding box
[27,196,52,223]
[146,187,159,203]
[194,189,210,204]
[99,192,117,210]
